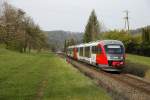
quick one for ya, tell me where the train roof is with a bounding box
[102,40,124,45]
[68,40,124,48]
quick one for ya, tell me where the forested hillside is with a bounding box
[45,25,150,51]
[46,30,83,51]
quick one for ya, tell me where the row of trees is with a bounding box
[64,38,76,52]
[0,2,48,52]
[63,9,150,56]
[142,26,150,43]
[101,27,150,56]
[101,30,142,53]
[82,10,150,56]
[141,26,150,56]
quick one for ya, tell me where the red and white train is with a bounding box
[67,40,126,71]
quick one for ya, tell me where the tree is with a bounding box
[1,2,25,50]
[23,18,48,52]
[70,38,76,46]
[83,10,100,43]
[142,26,150,43]
[0,1,48,52]
[64,39,67,52]
[64,38,76,52]
[141,26,150,56]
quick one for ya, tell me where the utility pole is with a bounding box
[124,10,130,31]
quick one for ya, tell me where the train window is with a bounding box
[85,47,90,57]
[70,48,73,55]
[70,49,71,54]
[69,49,70,54]
[68,49,70,54]
[79,47,83,56]
[104,45,123,54]
[97,47,101,54]
[76,48,78,52]
[92,46,96,54]
[92,46,101,54]
[67,48,69,54]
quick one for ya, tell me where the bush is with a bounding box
[101,30,142,54]
[99,28,150,56]
[123,60,149,77]
[140,42,150,56]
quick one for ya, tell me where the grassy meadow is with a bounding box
[126,54,150,80]
[0,48,111,100]
[127,54,150,67]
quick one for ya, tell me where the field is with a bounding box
[0,48,111,100]
[127,54,150,67]
[126,54,150,80]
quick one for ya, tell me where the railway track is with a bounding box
[58,54,150,100]
[113,74,150,95]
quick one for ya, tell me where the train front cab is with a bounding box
[97,42,125,71]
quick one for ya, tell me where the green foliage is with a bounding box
[64,38,76,52]
[83,10,100,43]
[0,2,48,52]
[64,39,68,52]
[101,28,150,56]
[141,26,150,56]
[125,54,150,80]
[46,31,83,51]
[0,25,7,43]
[101,30,142,54]
[102,30,131,46]
[70,38,76,45]
[0,48,111,100]
[142,26,150,43]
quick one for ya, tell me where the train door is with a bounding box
[84,46,91,62]
[96,44,108,65]
[73,48,78,60]
[91,46,97,64]
[90,46,92,64]
[76,48,79,60]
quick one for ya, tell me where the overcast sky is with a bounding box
[8,0,150,32]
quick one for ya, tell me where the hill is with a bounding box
[45,25,150,51]
[46,30,83,51]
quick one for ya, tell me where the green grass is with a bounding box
[127,54,150,67]
[0,48,111,100]
[126,54,150,80]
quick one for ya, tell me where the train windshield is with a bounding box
[104,45,123,54]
